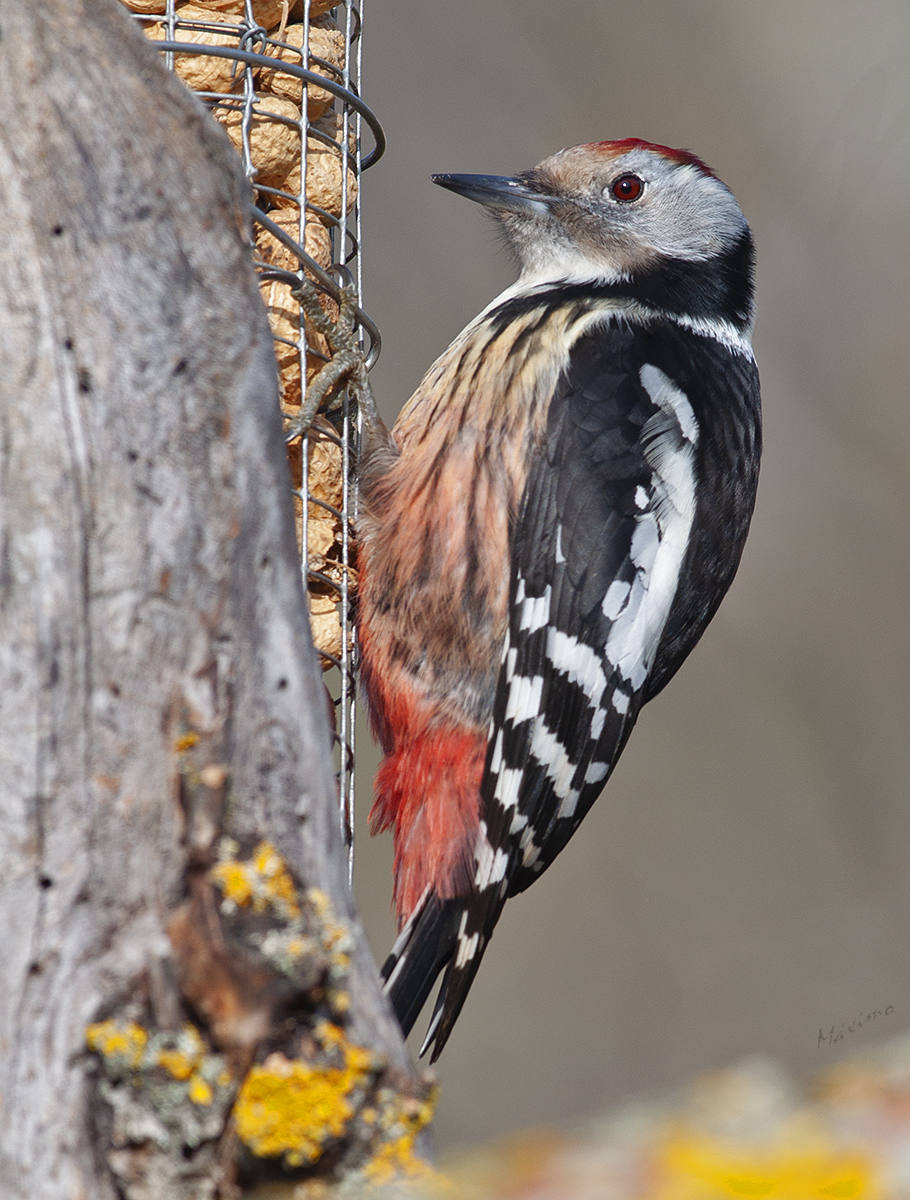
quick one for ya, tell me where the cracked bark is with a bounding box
[0,3,423,1197]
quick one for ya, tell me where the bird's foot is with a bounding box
[288,278,383,443]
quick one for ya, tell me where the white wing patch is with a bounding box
[584,760,610,785]
[605,364,699,688]
[474,820,509,886]
[504,673,545,724]
[602,579,631,619]
[642,363,699,444]
[516,577,552,632]
[495,767,524,810]
[545,628,608,700]
[556,788,581,821]
[489,728,504,775]
[529,721,578,799]
[481,364,699,898]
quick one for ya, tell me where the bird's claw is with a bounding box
[288,278,381,442]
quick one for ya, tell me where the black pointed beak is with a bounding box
[431,173,554,216]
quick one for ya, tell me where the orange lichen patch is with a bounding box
[233,1040,373,1168]
[174,731,199,753]
[211,840,301,920]
[86,1019,149,1067]
[652,1131,882,1200]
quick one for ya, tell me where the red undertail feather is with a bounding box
[370,727,485,926]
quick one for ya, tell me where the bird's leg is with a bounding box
[288,277,385,450]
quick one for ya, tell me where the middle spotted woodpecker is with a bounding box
[356,139,761,1060]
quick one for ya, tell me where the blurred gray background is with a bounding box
[352,0,910,1150]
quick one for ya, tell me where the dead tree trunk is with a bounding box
[0,3,427,1196]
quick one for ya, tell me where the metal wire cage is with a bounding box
[127,0,384,878]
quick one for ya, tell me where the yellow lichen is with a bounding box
[155,1024,205,1081]
[307,887,332,917]
[315,1020,346,1049]
[322,921,352,972]
[210,859,254,909]
[234,1039,373,1168]
[211,840,301,919]
[187,1073,214,1106]
[329,988,351,1016]
[85,1019,148,1067]
[653,1132,882,1200]
[86,1018,230,1113]
[156,1047,195,1080]
[302,888,354,974]
[174,731,199,752]
[363,1134,440,1187]
[362,1088,439,1188]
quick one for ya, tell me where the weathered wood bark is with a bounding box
[0,3,426,1197]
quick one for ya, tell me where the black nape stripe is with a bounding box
[485,229,755,334]
[631,231,755,328]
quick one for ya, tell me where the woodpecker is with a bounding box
[356,139,761,1061]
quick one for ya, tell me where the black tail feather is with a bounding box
[420,907,494,1062]
[418,942,485,1062]
[381,891,461,1040]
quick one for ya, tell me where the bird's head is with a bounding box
[433,139,751,289]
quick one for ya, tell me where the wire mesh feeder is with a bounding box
[125,0,385,878]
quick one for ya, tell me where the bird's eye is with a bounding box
[609,173,645,202]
